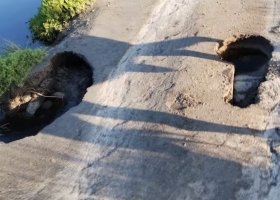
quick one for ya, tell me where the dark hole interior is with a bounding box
[0,52,93,143]
[216,35,273,108]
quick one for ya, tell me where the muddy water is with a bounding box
[0,0,42,49]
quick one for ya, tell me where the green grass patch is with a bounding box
[29,0,91,44]
[0,46,47,95]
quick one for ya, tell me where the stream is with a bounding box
[0,0,42,50]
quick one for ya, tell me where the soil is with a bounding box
[0,52,93,134]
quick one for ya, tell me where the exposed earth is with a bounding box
[1,0,280,199]
[0,52,93,137]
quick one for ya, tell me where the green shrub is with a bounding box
[29,0,90,44]
[0,48,47,95]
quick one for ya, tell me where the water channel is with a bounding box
[0,0,42,50]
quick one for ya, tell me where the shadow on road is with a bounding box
[5,101,263,199]
[0,34,268,199]
[0,35,226,143]
[0,99,260,143]
[1,101,265,199]
[59,35,222,84]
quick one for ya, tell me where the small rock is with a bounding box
[52,92,66,99]
[41,101,53,110]
[26,96,45,117]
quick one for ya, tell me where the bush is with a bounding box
[29,0,90,44]
[0,48,47,95]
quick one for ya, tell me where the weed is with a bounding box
[0,46,47,95]
[29,0,91,44]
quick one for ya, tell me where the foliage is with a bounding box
[29,0,90,44]
[0,48,47,95]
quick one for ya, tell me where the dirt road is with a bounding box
[1,0,280,199]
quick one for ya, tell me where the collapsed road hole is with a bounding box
[0,52,93,143]
[216,35,273,108]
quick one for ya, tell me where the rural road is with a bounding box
[2,0,280,199]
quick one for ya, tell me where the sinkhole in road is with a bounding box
[0,52,93,143]
[216,35,273,108]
